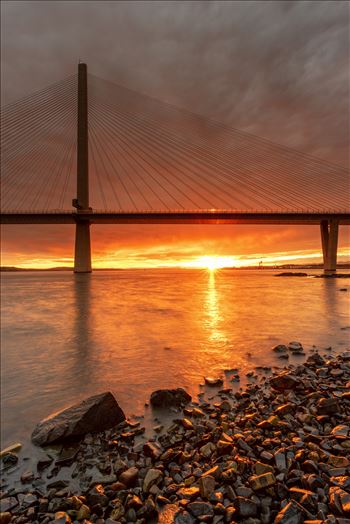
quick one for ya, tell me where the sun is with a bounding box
[186,256,236,271]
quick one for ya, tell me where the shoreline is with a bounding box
[1,349,349,523]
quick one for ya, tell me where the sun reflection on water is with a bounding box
[205,270,227,344]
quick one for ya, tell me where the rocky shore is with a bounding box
[1,350,350,524]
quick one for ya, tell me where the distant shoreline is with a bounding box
[1,263,350,272]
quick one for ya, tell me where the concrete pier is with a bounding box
[320,219,339,274]
[74,221,92,273]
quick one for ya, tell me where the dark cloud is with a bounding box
[2,0,349,164]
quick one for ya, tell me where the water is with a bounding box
[1,269,349,450]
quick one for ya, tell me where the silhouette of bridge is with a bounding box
[1,64,349,272]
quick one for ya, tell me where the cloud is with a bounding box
[2,0,348,164]
[1,1,349,265]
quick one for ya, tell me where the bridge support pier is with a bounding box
[320,219,339,274]
[74,221,92,273]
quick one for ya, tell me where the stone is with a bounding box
[183,418,195,431]
[200,442,216,458]
[150,388,191,407]
[273,345,288,353]
[270,373,300,391]
[174,509,196,524]
[249,472,276,491]
[329,486,350,514]
[87,485,109,507]
[119,466,139,487]
[143,468,163,492]
[275,403,295,416]
[316,397,339,415]
[1,452,18,467]
[76,504,90,520]
[0,513,12,524]
[254,462,274,475]
[234,497,258,518]
[0,498,18,513]
[331,425,349,438]
[187,501,214,518]
[199,475,216,499]
[0,443,22,457]
[204,377,223,387]
[21,470,34,482]
[31,392,125,445]
[22,493,37,508]
[53,511,71,524]
[143,441,163,460]
[306,353,325,366]
[176,487,200,500]
[275,501,303,524]
[288,341,304,352]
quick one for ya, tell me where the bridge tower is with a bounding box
[320,219,339,274]
[73,62,92,273]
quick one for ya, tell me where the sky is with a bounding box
[1,0,349,268]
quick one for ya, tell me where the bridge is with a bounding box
[1,63,349,272]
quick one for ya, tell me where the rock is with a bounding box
[199,475,216,499]
[143,468,163,492]
[150,388,191,408]
[317,397,339,415]
[1,452,18,467]
[204,377,223,387]
[76,504,90,520]
[331,425,349,438]
[143,441,163,460]
[182,418,194,430]
[52,511,71,524]
[0,443,22,457]
[22,493,37,508]
[288,341,304,352]
[187,501,214,518]
[306,354,325,366]
[200,442,216,457]
[119,466,139,487]
[0,499,18,514]
[174,509,196,524]
[21,470,34,482]
[249,472,276,490]
[87,485,109,507]
[273,344,288,353]
[275,501,304,523]
[0,513,12,524]
[31,392,125,445]
[176,487,200,500]
[329,486,350,514]
[270,373,300,391]
[234,497,258,518]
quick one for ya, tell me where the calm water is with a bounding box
[1,269,349,449]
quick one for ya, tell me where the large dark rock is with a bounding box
[31,392,125,446]
[150,388,191,408]
[270,373,300,391]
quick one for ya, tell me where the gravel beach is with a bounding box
[1,350,349,524]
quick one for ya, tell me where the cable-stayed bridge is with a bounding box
[1,64,349,272]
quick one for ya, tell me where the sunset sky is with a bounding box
[1,1,349,269]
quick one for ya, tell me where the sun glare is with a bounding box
[186,256,236,271]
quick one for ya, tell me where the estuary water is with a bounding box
[1,269,349,449]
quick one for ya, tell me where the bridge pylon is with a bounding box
[73,62,92,273]
[320,219,339,274]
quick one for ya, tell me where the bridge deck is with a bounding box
[1,211,350,225]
